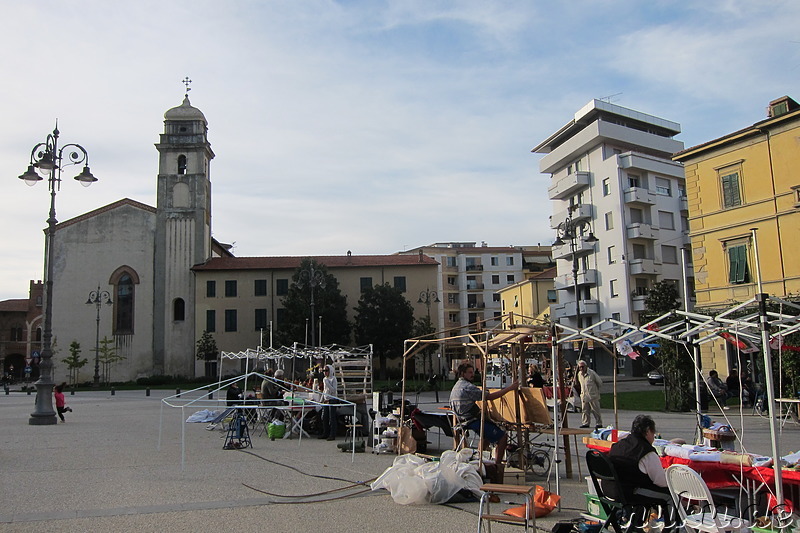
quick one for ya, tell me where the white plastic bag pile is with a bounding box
[371,449,484,505]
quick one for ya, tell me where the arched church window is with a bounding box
[112,271,136,335]
[178,155,187,175]
[36,327,42,342]
[173,298,185,321]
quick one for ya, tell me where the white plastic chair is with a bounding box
[665,464,749,533]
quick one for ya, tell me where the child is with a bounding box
[54,382,73,422]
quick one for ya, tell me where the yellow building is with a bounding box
[498,267,557,324]
[673,95,800,371]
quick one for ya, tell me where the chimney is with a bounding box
[418,250,424,263]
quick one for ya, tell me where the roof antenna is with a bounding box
[182,76,192,98]
[598,92,622,103]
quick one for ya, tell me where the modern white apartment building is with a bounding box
[532,100,689,375]
[399,242,553,361]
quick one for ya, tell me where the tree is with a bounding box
[97,336,125,385]
[642,281,693,411]
[196,330,219,378]
[412,315,437,378]
[63,340,89,386]
[275,258,352,346]
[354,283,414,379]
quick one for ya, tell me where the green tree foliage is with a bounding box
[63,340,89,386]
[412,315,437,377]
[642,281,693,411]
[354,283,414,379]
[196,330,219,378]
[97,336,125,385]
[275,258,352,346]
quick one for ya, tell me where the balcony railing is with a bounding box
[465,264,483,271]
[548,171,591,200]
[623,187,656,205]
[629,258,659,275]
[627,223,659,240]
[550,204,592,229]
[552,239,595,261]
[465,283,485,290]
[554,269,598,290]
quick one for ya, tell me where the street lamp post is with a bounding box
[417,287,440,321]
[86,287,112,386]
[297,263,326,347]
[19,123,97,425]
[553,212,598,338]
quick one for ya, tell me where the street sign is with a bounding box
[31,350,40,358]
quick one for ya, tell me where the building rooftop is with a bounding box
[0,299,29,312]
[193,254,439,271]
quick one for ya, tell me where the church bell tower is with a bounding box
[153,88,215,376]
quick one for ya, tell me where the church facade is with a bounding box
[48,96,229,382]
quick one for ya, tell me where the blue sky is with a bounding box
[1,0,798,300]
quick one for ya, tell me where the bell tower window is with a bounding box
[173,298,185,321]
[178,155,187,175]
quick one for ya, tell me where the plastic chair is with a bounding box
[665,464,749,533]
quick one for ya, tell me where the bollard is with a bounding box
[207,391,213,400]
[176,388,181,398]
[4,385,8,395]
[111,387,115,396]
[146,388,150,397]
[27,387,32,395]
[71,387,75,396]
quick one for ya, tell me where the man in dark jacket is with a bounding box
[606,415,670,502]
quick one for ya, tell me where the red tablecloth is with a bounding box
[586,441,800,489]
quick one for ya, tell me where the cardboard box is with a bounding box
[503,466,529,485]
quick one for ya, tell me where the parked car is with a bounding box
[647,370,664,385]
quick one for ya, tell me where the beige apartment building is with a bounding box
[191,253,440,367]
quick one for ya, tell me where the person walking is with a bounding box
[54,382,73,423]
[319,364,338,441]
[576,360,603,428]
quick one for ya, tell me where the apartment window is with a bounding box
[466,276,478,290]
[490,256,499,266]
[658,211,675,230]
[607,246,615,265]
[632,244,647,260]
[276,279,289,296]
[205,310,216,332]
[254,279,267,296]
[254,308,267,330]
[224,280,237,297]
[224,309,237,332]
[634,279,649,296]
[506,256,514,266]
[612,313,621,321]
[446,256,457,267]
[547,290,557,303]
[492,275,500,284]
[360,277,373,292]
[655,177,671,196]
[681,217,689,232]
[602,178,610,196]
[604,212,614,230]
[206,280,216,298]
[492,293,501,302]
[393,276,406,292]
[720,167,743,208]
[629,208,644,224]
[628,174,641,188]
[610,279,619,298]
[448,312,458,323]
[448,293,457,304]
[662,245,678,264]
[447,276,457,287]
[506,274,514,283]
[727,243,750,284]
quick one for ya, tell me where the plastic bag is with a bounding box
[502,485,561,519]
[267,420,286,439]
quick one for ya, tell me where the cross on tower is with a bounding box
[182,76,192,95]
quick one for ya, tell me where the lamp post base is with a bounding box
[28,382,58,425]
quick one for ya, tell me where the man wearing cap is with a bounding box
[576,360,603,428]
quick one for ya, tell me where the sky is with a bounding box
[1,0,798,301]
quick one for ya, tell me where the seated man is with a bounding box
[606,415,671,506]
[449,362,518,466]
[706,370,729,407]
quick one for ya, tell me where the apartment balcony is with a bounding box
[551,299,599,318]
[467,302,486,309]
[579,299,600,315]
[465,283,485,291]
[632,294,648,312]
[623,187,656,206]
[550,203,592,229]
[554,268,598,290]
[465,264,484,272]
[629,258,659,276]
[680,196,689,212]
[627,223,659,240]
[552,239,595,261]
[548,170,591,200]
